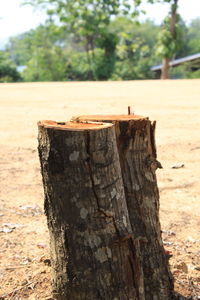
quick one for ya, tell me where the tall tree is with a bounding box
[135,0,182,79]
[160,0,179,79]
[23,0,146,80]
[24,0,127,79]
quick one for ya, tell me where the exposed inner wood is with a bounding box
[74,114,148,122]
[38,120,113,131]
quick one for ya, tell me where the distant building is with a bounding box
[151,53,200,78]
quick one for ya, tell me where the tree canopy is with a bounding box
[1,0,200,82]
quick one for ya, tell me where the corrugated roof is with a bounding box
[151,52,200,71]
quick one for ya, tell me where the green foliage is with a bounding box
[169,64,200,79]
[174,19,189,58]
[15,23,68,82]
[169,65,189,79]
[24,0,123,48]
[109,18,157,79]
[95,32,118,79]
[65,47,119,81]
[23,46,67,82]
[6,32,34,66]
[23,0,138,80]
[3,1,200,81]
[48,0,123,79]
[4,16,160,81]
[187,69,200,79]
[65,48,113,81]
[112,57,154,80]
[187,18,200,54]
[63,18,158,81]
[156,13,183,59]
[0,51,21,82]
[65,51,94,81]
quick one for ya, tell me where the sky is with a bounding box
[0,0,200,47]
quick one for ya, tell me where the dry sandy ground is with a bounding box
[0,80,199,299]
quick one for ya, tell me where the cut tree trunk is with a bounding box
[38,120,147,300]
[74,115,174,299]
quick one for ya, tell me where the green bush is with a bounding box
[65,48,116,81]
[169,64,200,79]
[0,64,21,82]
[187,69,200,79]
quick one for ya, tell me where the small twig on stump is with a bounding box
[128,106,134,115]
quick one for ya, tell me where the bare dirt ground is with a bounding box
[0,80,199,299]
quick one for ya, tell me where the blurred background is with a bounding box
[1,0,200,82]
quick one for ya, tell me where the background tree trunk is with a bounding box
[75,115,174,299]
[38,120,146,300]
[161,58,170,80]
[161,0,178,79]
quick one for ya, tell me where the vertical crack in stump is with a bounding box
[85,130,121,238]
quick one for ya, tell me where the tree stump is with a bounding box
[38,120,146,300]
[74,115,174,299]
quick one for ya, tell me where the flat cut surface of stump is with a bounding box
[75,114,148,121]
[39,120,112,130]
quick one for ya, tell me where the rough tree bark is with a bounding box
[38,120,147,300]
[74,114,174,299]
